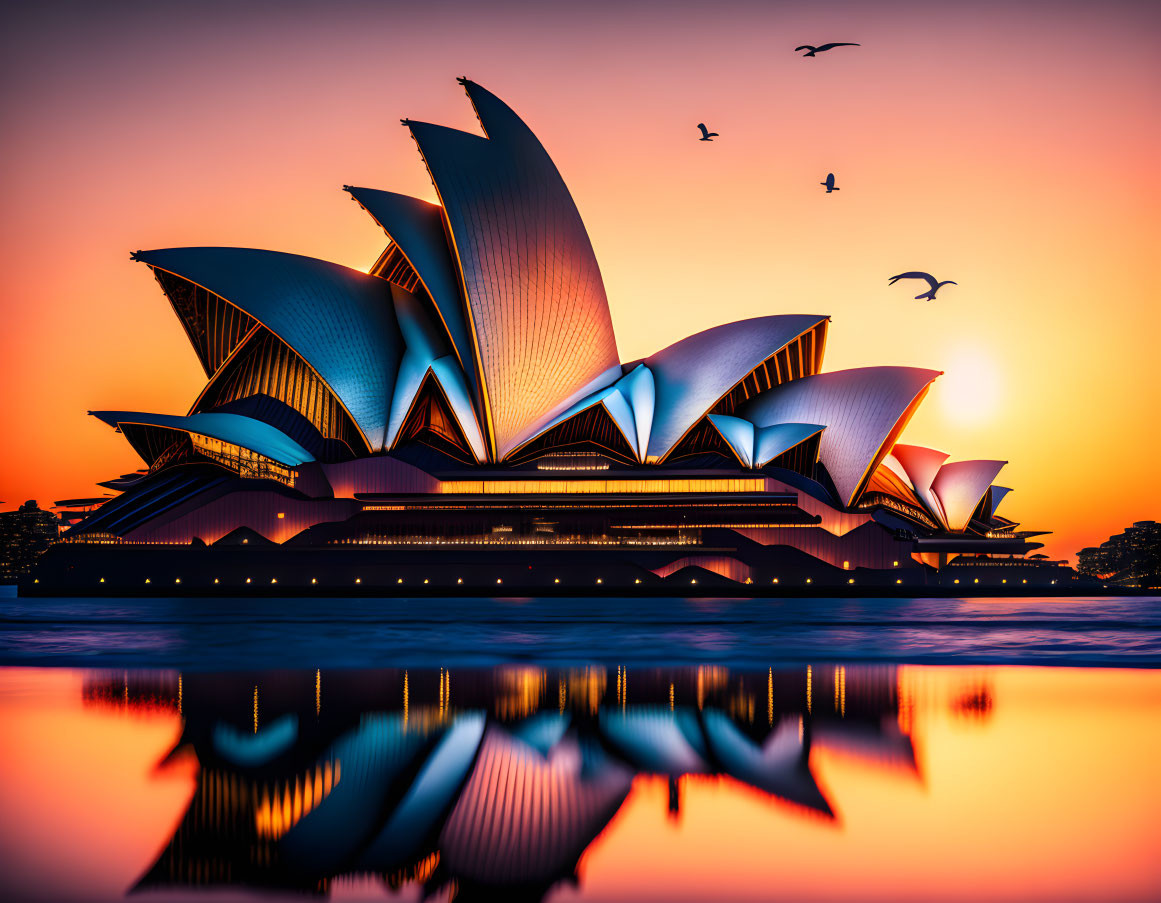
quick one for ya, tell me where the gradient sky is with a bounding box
[1,0,1158,560]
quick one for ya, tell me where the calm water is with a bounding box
[2,589,1160,668]
[0,589,1159,902]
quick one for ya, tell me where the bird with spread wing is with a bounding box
[795,42,860,57]
[697,123,719,141]
[889,272,957,301]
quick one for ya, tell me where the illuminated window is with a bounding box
[189,432,297,487]
[277,512,285,519]
[438,477,770,495]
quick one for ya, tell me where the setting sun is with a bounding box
[937,348,1001,426]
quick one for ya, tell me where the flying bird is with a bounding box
[697,123,719,141]
[795,42,860,57]
[888,272,957,301]
[820,173,839,193]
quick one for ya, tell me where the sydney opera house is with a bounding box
[28,79,1066,592]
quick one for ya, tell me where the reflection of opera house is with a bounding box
[31,79,1066,592]
[88,667,921,900]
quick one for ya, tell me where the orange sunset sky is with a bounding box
[1,0,1158,561]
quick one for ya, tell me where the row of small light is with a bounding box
[67,573,1053,588]
[112,574,898,587]
[952,577,1042,585]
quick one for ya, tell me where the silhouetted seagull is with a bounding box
[795,42,860,57]
[697,123,719,141]
[820,173,839,193]
[889,272,957,301]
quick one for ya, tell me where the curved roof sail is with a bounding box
[133,248,403,451]
[386,286,486,460]
[91,410,315,466]
[507,363,653,461]
[989,486,1013,518]
[705,417,825,470]
[931,459,1007,532]
[405,79,622,460]
[643,315,828,462]
[892,444,951,528]
[755,422,826,469]
[707,415,756,467]
[741,367,941,508]
[344,186,479,404]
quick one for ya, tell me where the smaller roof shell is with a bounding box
[755,422,826,469]
[344,187,478,401]
[507,364,653,461]
[133,248,402,451]
[644,315,828,462]
[741,367,941,508]
[385,286,486,461]
[931,459,1008,532]
[91,410,315,466]
[892,444,951,528]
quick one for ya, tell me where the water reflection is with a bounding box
[1,665,1155,902]
[79,666,920,900]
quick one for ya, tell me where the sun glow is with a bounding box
[938,349,1001,426]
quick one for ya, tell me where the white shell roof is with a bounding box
[134,248,402,451]
[91,410,314,466]
[643,315,828,462]
[741,367,941,507]
[931,459,1008,532]
[406,80,622,460]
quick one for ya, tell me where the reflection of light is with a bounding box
[254,759,341,839]
[938,348,1000,424]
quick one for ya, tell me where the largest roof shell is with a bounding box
[741,367,941,507]
[405,79,622,460]
[134,248,403,451]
